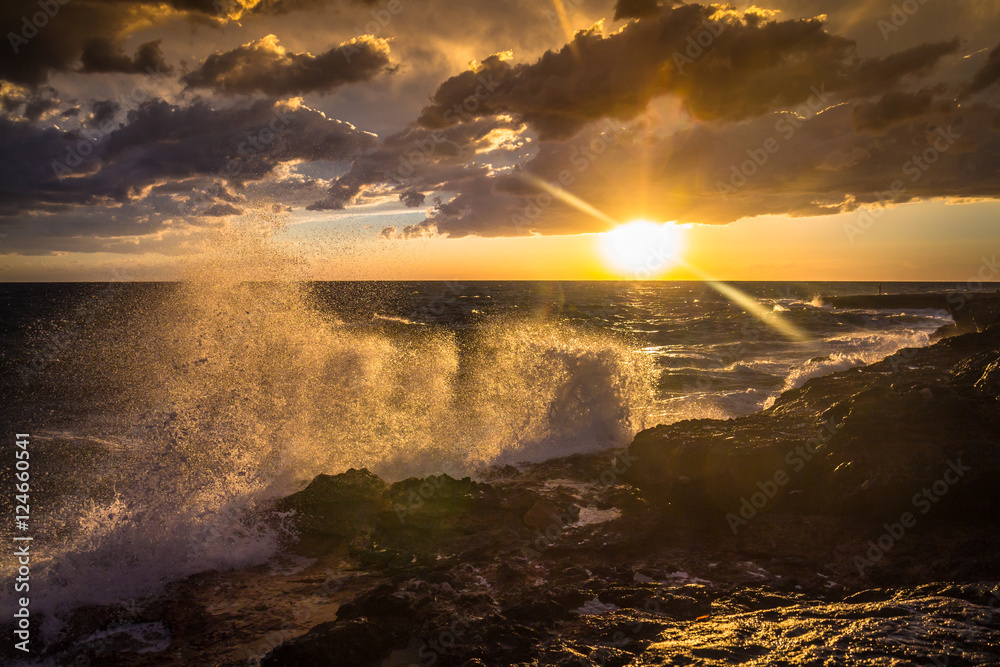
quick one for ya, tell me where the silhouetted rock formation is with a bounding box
[625,323,1000,521]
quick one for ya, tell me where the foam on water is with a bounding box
[763,327,942,408]
[1,220,957,639]
[5,215,655,636]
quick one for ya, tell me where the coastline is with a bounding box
[4,294,1000,665]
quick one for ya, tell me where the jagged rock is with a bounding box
[35,312,1000,666]
[624,324,1000,520]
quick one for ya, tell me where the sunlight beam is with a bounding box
[517,174,809,341]
[687,265,810,342]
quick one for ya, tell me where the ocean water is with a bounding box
[0,278,958,637]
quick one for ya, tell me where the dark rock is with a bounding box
[624,323,1000,520]
[523,498,577,530]
[274,468,386,538]
[501,598,570,627]
[261,618,385,666]
[975,358,1000,397]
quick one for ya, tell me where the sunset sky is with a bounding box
[1,0,998,281]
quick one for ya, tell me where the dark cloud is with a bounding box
[0,98,374,215]
[416,5,959,140]
[90,99,120,125]
[85,98,374,197]
[399,190,425,207]
[79,38,173,75]
[204,181,243,203]
[0,0,369,86]
[963,42,1000,98]
[0,174,224,254]
[614,0,662,21]
[380,101,1000,238]
[0,117,80,214]
[23,95,58,120]
[308,115,514,210]
[0,1,150,85]
[182,34,390,96]
[851,89,947,132]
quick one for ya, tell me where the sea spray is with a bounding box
[4,214,655,635]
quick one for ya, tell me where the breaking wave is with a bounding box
[5,218,654,634]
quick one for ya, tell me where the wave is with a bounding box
[655,387,773,423]
[656,325,943,422]
[762,328,938,409]
[0,224,959,634]
[6,272,654,635]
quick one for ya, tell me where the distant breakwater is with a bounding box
[819,292,1000,332]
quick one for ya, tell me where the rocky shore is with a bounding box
[7,298,1000,666]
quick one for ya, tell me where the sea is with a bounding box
[0,280,967,638]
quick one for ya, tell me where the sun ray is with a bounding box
[551,0,582,61]
[684,265,810,341]
[518,175,808,341]
[518,173,619,227]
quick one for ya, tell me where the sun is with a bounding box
[597,220,684,278]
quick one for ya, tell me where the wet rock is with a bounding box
[624,324,1000,521]
[371,474,534,561]
[500,598,570,627]
[523,498,577,530]
[975,358,1000,397]
[274,468,386,538]
[635,596,1000,666]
